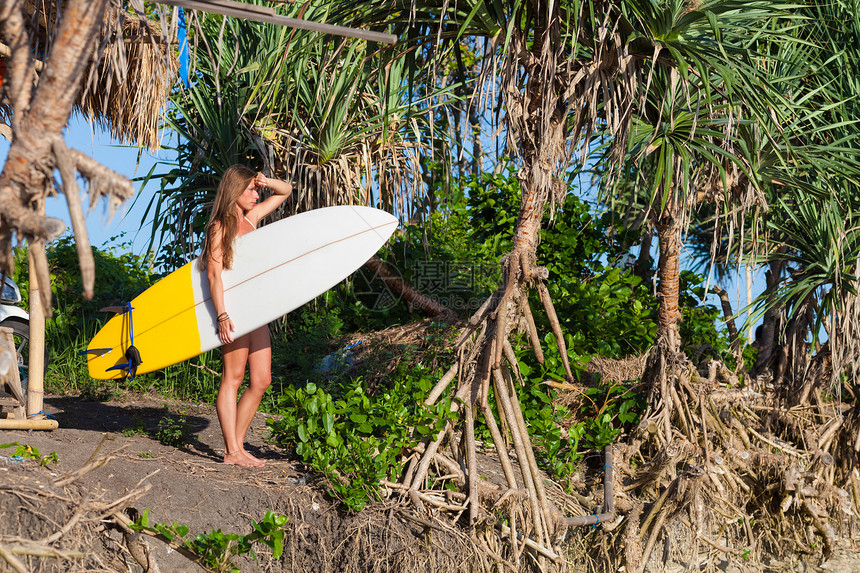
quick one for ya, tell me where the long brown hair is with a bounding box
[199,165,256,271]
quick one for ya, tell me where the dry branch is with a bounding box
[53,137,95,299]
[53,445,127,488]
[0,443,162,572]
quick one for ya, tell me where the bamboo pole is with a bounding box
[0,42,45,71]
[156,0,398,44]
[0,418,58,430]
[27,240,46,419]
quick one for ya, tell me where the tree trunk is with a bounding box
[655,213,682,354]
[2,0,108,190]
[401,4,578,557]
[635,226,653,281]
[363,255,456,319]
[511,170,546,256]
[0,0,109,275]
[27,240,46,418]
[754,257,785,376]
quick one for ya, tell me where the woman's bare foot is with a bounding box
[223,450,260,467]
[241,449,266,466]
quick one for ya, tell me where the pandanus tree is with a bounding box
[725,0,860,497]
[648,0,860,392]
[129,0,860,566]
[335,0,860,564]
[335,0,646,553]
[750,0,860,394]
[0,0,145,301]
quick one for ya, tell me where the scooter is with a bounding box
[0,274,32,387]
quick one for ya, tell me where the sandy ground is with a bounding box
[5,394,860,572]
[2,396,324,571]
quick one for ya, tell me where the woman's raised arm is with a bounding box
[247,173,292,224]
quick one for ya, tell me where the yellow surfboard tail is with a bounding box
[86,264,202,379]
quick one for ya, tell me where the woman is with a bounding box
[199,165,293,467]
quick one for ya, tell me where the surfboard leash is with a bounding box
[123,302,143,379]
[99,302,143,380]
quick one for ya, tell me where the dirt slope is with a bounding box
[0,395,471,573]
[6,395,860,572]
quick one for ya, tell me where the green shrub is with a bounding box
[267,366,454,512]
[155,415,194,448]
[0,442,59,466]
[130,509,288,571]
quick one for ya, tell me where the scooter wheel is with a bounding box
[0,318,49,395]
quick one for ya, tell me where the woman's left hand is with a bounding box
[254,172,268,190]
[218,316,235,345]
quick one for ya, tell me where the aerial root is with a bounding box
[399,264,587,568]
[536,282,573,380]
[399,259,860,571]
[575,344,860,572]
[521,294,544,364]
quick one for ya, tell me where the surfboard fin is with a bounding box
[99,306,131,314]
[79,348,112,357]
[100,302,143,379]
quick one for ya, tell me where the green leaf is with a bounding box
[156,524,175,541]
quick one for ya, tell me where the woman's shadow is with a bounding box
[43,396,288,463]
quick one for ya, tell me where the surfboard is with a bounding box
[86,206,398,379]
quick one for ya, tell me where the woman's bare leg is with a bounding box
[235,326,272,464]
[217,334,261,467]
